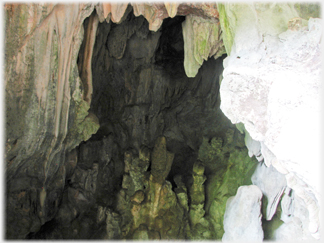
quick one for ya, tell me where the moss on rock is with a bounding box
[194,127,258,239]
[217,3,234,55]
[294,3,321,20]
[182,14,225,77]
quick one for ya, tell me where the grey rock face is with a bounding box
[252,162,286,220]
[277,183,318,240]
[219,4,321,239]
[222,185,263,242]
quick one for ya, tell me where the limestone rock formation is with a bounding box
[5,3,99,238]
[252,162,287,221]
[182,15,225,77]
[219,2,321,239]
[222,185,264,242]
[96,2,220,31]
[188,162,206,228]
[116,137,187,239]
[4,2,321,241]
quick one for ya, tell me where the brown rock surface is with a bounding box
[95,2,220,31]
[5,3,99,238]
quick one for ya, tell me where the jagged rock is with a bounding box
[139,146,150,162]
[182,14,225,77]
[105,209,121,239]
[151,137,174,184]
[121,150,150,195]
[130,190,145,205]
[97,206,107,224]
[116,139,187,239]
[5,3,99,238]
[251,162,287,220]
[285,172,320,239]
[97,3,222,31]
[70,163,98,194]
[124,151,133,173]
[174,175,189,212]
[222,185,264,242]
[219,3,321,239]
[195,133,258,239]
[189,204,205,228]
[132,224,150,240]
[107,13,146,59]
[270,188,313,241]
[5,2,321,241]
[189,162,206,207]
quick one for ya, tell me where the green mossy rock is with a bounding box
[195,128,258,240]
[182,14,225,77]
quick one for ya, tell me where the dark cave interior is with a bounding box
[5,3,321,241]
[26,10,255,239]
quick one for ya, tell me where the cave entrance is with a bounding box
[80,10,229,197]
[50,8,253,240]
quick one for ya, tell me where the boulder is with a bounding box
[222,185,263,242]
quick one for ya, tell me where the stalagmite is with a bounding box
[5,2,321,241]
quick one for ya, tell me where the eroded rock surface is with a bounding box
[222,185,264,242]
[5,2,321,241]
[5,3,99,238]
[252,162,287,221]
[219,3,321,239]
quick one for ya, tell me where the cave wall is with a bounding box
[41,11,256,239]
[218,2,322,240]
[4,2,321,241]
[4,4,99,238]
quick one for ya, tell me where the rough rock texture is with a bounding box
[96,3,220,31]
[182,15,225,77]
[219,2,321,240]
[5,5,256,239]
[116,137,187,239]
[188,162,206,231]
[93,3,226,78]
[5,3,99,238]
[193,133,258,239]
[275,187,315,241]
[222,185,264,242]
[252,162,287,221]
[86,12,256,239]
[5,2,321,241]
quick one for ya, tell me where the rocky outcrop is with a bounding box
[219,2,321,240]
[188,162,206,228]
[93,3,226,78]
[96,3,220,31]
[5,3,99,238]
[5,2,321,241]
[252,162,287,221]
[116,137,187,239]
[182,15,225,77]
[194,132,258,239]
[222,185,263,242]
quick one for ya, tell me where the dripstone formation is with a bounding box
[5,3,321,241]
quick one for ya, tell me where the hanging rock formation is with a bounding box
[182,14,225,77]
[5,4,99,238]
[218,2,321,240]
[4,2,321,241]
